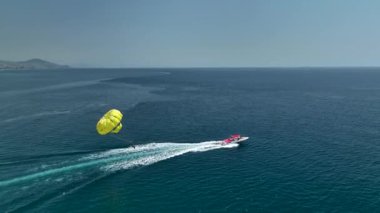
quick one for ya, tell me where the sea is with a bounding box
[0,68,379,212]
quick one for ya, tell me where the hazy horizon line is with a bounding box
[68,65,380,69]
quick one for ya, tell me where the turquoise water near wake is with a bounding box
[0,68,380,212]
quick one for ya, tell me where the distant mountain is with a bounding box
[0,59,70,70]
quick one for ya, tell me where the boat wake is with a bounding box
[1,110,71,124]
[0,141,237,212]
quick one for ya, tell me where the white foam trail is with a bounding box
[2,110,71,123]
[80,143,167,160]
[103,141,237,171]
[0,141,237,187]
[0,79,109,97]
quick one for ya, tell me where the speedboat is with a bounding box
[222,134,249,145]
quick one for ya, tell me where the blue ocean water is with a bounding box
[0,68,380,212]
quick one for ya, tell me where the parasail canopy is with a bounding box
[96,109,123,135]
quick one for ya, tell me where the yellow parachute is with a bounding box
[96,109,123,135]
